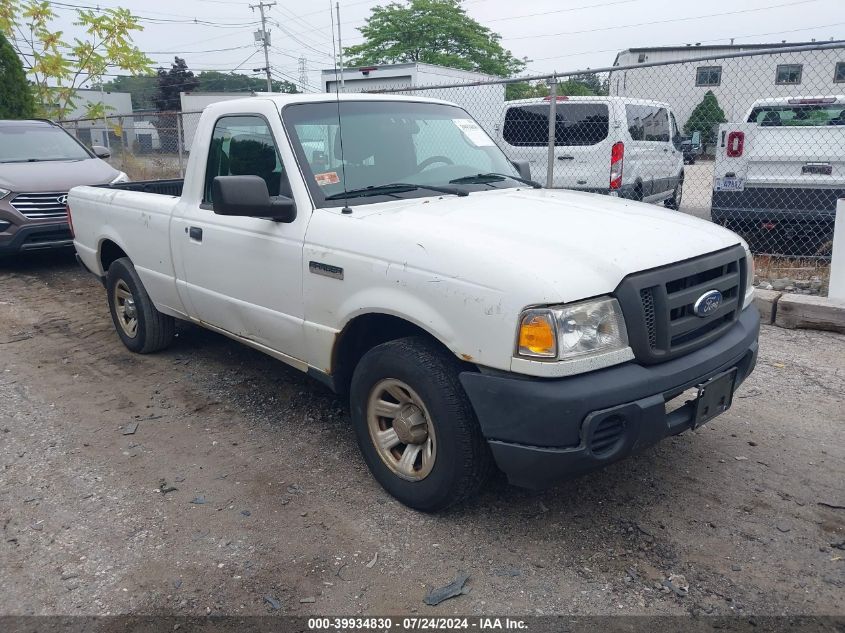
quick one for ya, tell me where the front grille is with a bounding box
[10,192,69,220]
[616,245,746,364]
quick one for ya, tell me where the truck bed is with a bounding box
[103,179,184,197]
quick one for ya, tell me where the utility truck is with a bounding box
[69,94,759,511]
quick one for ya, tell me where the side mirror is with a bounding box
[92,145,111,159]
[512,160,532,181]
[212,175,297,223]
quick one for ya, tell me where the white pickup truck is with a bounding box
[70,94,759,511]
[713,96,845,256]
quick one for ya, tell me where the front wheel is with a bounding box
[349,337,493,512]
[665,177,683,210]
[106,257,175,353]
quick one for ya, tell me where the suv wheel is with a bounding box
[665,177,683,210]
[349,337,493,512]
[106,257,175,353]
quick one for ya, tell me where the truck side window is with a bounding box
[203,116,286,203]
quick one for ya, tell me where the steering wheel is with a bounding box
[417,155,454,171]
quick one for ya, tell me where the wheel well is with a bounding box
[331,314,444,395]
[100,240,128,273]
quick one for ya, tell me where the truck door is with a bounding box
[171,112,308,362]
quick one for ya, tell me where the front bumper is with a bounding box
[0,222,74,256]
[459,306,760,489]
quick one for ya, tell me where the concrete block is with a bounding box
[753,289,781,324]
[775,293,845,333]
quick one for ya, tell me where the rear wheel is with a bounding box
[349,337,493,512]
[665,177,683,210]
[106,257,175,353]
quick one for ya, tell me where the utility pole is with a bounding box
[336,2,344,91]
[250,1,276,92]
[298,56,308,93]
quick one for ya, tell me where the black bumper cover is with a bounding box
[459,306,760,489]
[0,223,73,256]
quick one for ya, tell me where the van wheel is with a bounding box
[665,178,683,210]
[106,257,175,353]
[349,337,493,512]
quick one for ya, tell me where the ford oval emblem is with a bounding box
[693,289,722,318]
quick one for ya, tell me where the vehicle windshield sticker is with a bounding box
[454,118,495,147]
[315,171,340,186]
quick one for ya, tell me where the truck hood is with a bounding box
[0,157,119,193]
[348,188,743,302]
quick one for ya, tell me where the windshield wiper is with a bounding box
[449,172,543,189]
[324,182,468,201]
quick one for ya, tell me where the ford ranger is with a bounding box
[69,94,759,511]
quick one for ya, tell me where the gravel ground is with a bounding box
[1,251,843,617]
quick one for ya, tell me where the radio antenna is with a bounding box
[329,0,351,213]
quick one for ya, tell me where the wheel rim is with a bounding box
[366,378,437,482]
[114,279,138,338]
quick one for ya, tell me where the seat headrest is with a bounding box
[228,135,277,175]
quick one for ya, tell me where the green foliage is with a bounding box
[505,73,607,101]
[0,30,34,118]
[101,74,157,110]
[0,0,152,119]
[684,90,726,147]
[195,71,298,95]
[154,57,198,112]
[344,0,524,78]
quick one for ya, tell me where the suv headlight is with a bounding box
[517,297,629,361]
[110,171,130,184]
[0,188,10,200]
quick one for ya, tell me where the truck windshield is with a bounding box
[747,104,845,127]
[0,124,92,163]
[282,100,522,206]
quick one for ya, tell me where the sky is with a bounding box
[30,0,845,91]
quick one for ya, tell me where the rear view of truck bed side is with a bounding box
[712,96,845,257]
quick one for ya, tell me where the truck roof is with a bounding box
[503,96,672,108]
[201,91,454,116]
[749,95,845,107]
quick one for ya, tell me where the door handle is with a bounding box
[557,155,575,161]
[188,226,203,241]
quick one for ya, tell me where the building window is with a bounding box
[637,53,646,63]
[835,62,845,83]
[695,66,721,86]
[776,64,803,85]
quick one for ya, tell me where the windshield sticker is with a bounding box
[454,118,494,147]
[315,171,340,186]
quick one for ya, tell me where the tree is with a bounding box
[0,31,34,118]
[196,71,298,95]
[101,74,158,111]
[0,0,151,119]
[684,90,726,149]
[344,0,524,77]
[154,57,198,112]
[505,74,606,101]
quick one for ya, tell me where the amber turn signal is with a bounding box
[518,311,557,358]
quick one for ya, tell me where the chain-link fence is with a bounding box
[60,110,203,181]
[365,42,844,295]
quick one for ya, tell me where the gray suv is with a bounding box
[0,119,127,257]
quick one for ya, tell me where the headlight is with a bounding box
[0,188,10,200]
[743,243,755,308]
[110,171,130,184]
[516,297,629,361]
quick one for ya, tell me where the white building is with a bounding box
[609,42,845,128]
[320,63,506,135]
[64,89,141,149]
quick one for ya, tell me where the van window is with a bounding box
[626,105,671,142]
[503,103,609,147]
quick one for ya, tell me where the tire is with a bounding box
[349,336,493,512]
[106,257,175,353]
[665,177,683,210]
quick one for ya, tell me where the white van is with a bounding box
[497,96,685,208]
